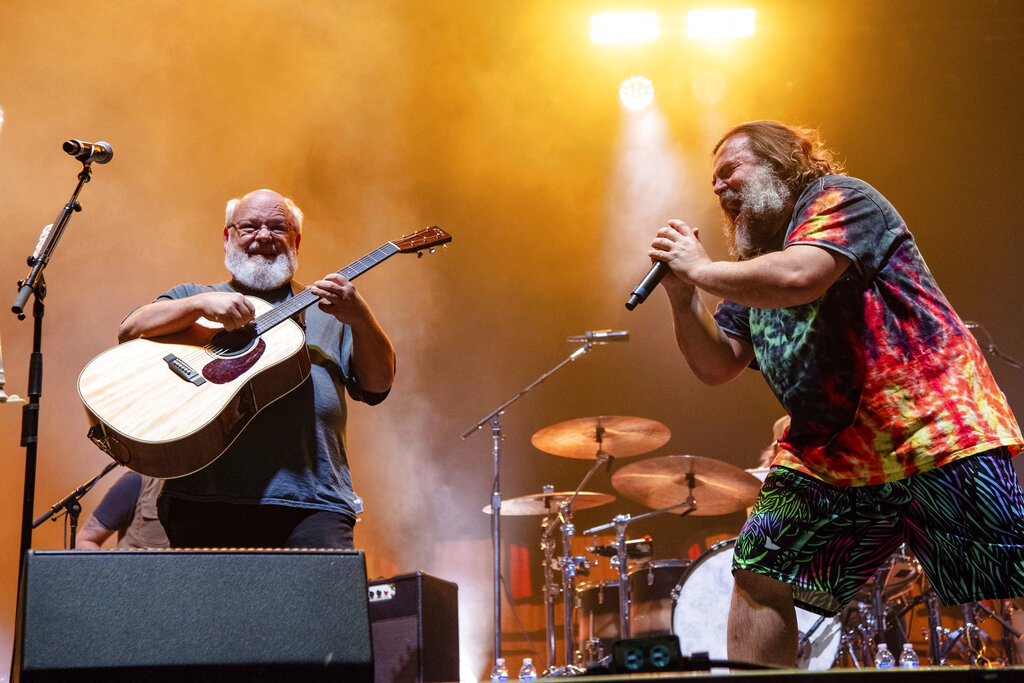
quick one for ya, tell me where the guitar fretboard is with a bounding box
[253,241,400,334]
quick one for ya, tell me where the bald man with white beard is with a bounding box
[119,189,395,549]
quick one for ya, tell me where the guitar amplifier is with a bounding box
[14,549,373,682]
[368,572,458,683]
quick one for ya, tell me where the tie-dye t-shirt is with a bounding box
[714,175,1022,486]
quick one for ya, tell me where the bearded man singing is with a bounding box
[648,121,1024,667]
[118,189,395,549]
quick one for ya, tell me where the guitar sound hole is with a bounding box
[207,327,258,358]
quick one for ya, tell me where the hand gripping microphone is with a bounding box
[625,261,669,310]
[63,139,113,164]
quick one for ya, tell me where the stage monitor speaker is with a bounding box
[368,572,458,683]
[14,549,374,682]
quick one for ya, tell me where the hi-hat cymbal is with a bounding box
[482,491,615,516]
[611,454,762,516]
[531,416,670,459]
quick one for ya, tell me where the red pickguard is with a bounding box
[202,339,266,384]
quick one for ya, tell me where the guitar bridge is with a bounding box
[163,354,206,386]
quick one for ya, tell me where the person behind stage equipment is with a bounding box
[75,470,169,550]
[754,415,790,471]
[645,120,1024,667]
[118,189,395,549]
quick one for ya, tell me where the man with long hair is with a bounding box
[648,121,1024,666]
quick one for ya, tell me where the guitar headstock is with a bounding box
[393,226,452,254]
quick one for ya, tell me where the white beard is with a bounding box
[722,164,792,259]
[225,243,297,291]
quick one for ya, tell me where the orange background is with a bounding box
[2,1,1023,678]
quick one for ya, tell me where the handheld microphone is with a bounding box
[625,261,669,310]
[62,139,113,164]
[566,330,629,344]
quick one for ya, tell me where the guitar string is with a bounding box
[162,244,401,370]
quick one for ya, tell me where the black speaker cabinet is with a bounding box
[368,572,458,683]
[14,549,374,682]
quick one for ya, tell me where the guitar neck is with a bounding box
[253,241,400,334]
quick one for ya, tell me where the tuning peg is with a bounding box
[417,251,424,258]
[429,247,436,254]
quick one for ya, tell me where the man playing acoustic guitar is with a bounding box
[118,188,396,549]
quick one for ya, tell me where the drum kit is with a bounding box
[485,414,1024,673]
[487,414,786,673]
[837,546,1024,668]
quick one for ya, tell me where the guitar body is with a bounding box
[78,296,311,479]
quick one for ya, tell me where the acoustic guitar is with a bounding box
[78,226,451,479]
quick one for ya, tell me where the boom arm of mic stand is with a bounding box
[460,341,592,439]
[32,461,119,529]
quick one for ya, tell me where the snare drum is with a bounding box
[627,559,690,637]
[671,538,842,670]
[576,580,619,664]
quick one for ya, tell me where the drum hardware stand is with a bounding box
[998,600,1023,665]
[551,501,587,676]
[924,589,943,665]
[462,336,605,663]
[921,591,1011,666]
[868,562,889,648]
[837,622,864,669]
[584,499,695,643]
[935,602,999,666]
[863,552,918,651]
[540,507,560,673]
[546,443,617,676]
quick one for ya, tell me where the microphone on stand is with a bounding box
[566,330,629,344]
[625,261,669,310]
[62,139,113,164]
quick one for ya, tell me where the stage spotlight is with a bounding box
[687,9,755,38]
[619,76,655,111]
[591,12,659,43]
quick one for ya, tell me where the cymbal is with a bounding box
[531,416,670,459]
[482,491,615,516]
[611,454,762,516]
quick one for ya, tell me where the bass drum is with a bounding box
[671,538,842,670]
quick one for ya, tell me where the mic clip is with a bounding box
[566,330,629,344]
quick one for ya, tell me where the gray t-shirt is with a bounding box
[156,280,388,518]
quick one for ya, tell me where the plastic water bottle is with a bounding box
[874,643,895,668]
[898,643,919,668]
[518,657,537,680]
[490,657,509,682]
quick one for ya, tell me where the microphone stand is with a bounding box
[10,157,99,584]
[33,462,119,548]
[461,336,605,666]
